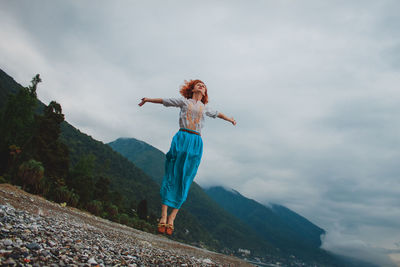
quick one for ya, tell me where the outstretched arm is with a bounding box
[217,112,237,126]
[138,98,163,106]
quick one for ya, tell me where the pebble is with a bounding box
[203,258,214,264]
[47,240,57,247]
[3,257,16,265]
[26,242,41,250]
[0,204,224,266]
[3,239,13,246]
[88,257,97,264]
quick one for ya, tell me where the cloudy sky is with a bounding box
[1,0,400,265]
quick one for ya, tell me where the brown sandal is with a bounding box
[166,224,174,235]
[157,223,166,234]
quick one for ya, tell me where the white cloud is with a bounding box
[322,225,400,267]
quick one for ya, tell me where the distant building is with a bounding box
[238,248,251,256]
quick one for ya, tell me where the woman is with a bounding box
[138,79,236,235]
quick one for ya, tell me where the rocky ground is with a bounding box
[0,183,251,266]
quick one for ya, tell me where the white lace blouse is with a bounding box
[162,97,219,134]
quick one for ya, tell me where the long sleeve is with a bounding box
[162,97,186,108]
[205,105,219,119]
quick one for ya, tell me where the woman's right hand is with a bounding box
[138,97,147,106]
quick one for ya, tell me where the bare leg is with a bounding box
[160,204,168,224]
[167,208,179,226]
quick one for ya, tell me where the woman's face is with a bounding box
[193,82,206,96]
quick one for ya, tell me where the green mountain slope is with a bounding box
[0,69,21,107]
[0,68,266,255]
[62,125,227,249]
[108,139,327,258]
[0,68,220,248]
[204,187,325,257]
[1,68,375,266]
[60,123,161,213]
[108,138,165,184]
[203,187,378,266]
[108,137,377,267]
[108,137,276,256]
[0,68,161,217]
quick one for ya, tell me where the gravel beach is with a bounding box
[0,183,251,266]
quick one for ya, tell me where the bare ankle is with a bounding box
[167,216,175,226]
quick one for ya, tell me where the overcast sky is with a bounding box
[1,1,400,266]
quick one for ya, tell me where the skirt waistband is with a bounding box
[179,128,201,136]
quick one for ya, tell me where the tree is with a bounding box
[28,74,41,98]
[31,101,69,181]
[67,154,95,205]
[93,175,111,202]
[105,203,119,221]
[110,190,124,211]
[0,75,40,175]
[137,199,148,220]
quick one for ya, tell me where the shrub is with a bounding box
[86,200,103,216]
[0,176,7,183]
[105,204,118,221]
[53,185,79,207]
[119,213,130,225]
[17,159,44,193]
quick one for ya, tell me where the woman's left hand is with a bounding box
[231,118,237,126]
[138,98,147,107]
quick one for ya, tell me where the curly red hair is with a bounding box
[179,79,209,105]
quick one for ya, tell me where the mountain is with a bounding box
[203,188,378,267]
[0,69,21,107]
[0,68,220,249]
[108,137,378,267]
[0,68,160,214]
[108,137,327,256]
[0,68,273,258]
[204,187,325,257]
[108,138,165,184]
[60,123,161,212]
[109,138,344,265]
[109,138,327,258]
[1,68,374,266]
[108,138,277,257]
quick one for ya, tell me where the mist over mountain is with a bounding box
[0,68,376,266]
[108,137,374,266]
[204,186,324,252]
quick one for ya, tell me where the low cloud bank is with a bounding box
[321,229,400,267]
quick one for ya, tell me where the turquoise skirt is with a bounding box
[160,128,203,209]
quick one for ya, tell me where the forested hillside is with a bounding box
[0,69,216,246]
[0,69,267,257]
[109,138,371,266]
[0,68,373,266]
[108,138,277,257]
[0,70,146,231]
